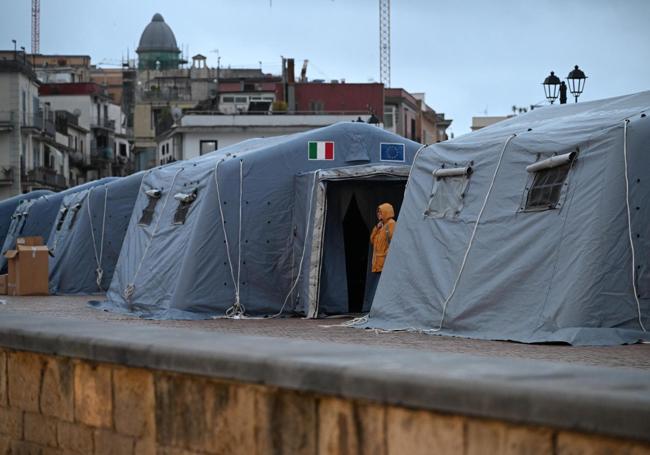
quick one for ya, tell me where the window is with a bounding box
[55,206,69,231]
[68,202,84,228]
[234,96,248,104]
[222,96,234,103]
[309,101,324,112]
[172,190,198,225]
[138,189,162,226]
[200,140,218,155]
[523,152,576,211]
[424,165,473,219]
[383,106,395,129]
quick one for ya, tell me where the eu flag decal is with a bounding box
[380,143,405,162]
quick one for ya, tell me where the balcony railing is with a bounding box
[91,118,116,131]
[139,89,193,102]
[23,167,67,190]
[90,142,114,161]
[0,111,16,125]
[21,114,56,136]
[0,167,14,186]
[69,151,84,166]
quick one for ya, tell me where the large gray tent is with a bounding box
[0,178,117,272]
[0,190,53,249]
[48,173,144,294]
[99,123,421,318]
[361,91,650,346]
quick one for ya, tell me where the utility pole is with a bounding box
[379,0,390,87]
[31,0,40,54]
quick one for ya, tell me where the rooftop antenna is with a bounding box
[31,0,40,54]
[379,0,390,87]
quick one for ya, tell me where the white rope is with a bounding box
[270,171,320,318]
[623,119,646,332]
[124,168,183,304]
[426,134,516,332]
[214,158,245,318]
[87,186,109,291]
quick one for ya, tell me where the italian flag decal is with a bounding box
[308,141,335,160]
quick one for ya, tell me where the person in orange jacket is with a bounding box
[367,202,396,305]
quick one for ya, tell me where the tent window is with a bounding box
[138,189,162,226]
[55,206,69,231]
[523,152,576,211]
[424,166,472,219]
[68,203,83,228]
[172,190,197,225]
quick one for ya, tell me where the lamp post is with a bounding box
[543,66,587,104]
[566,65,587,103]
[542,71,561,104]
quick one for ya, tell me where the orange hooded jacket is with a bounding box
[370,203,395,273]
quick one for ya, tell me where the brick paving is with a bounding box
[1,295,648,370]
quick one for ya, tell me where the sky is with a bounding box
[2,0,649,135]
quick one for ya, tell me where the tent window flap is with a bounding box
[55,206,69,231]
[424,165,472,219]
[68,203,83,228]
[139,189,162,226]
[172,190,197,225]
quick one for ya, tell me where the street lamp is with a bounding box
[566,65,587,103]
[543,65,587,104]
[542,71,561,104]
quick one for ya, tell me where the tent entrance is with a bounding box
[317,179,407,315]
[342,195,370,313]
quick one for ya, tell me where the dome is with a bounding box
[136,13,180,53]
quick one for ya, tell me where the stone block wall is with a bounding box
[0,348,648,455]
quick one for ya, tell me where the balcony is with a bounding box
[0,111,15,132]
[139,88,193,102]
[91,118,116,131]
[69,150,84,166]
[0,167,14,186]
[90,142,114,161]
[23,167,67,190]
[21,113,56,137]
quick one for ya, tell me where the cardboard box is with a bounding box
[4,241,49,296]
[15,236,43,246]
[0,274,7,295]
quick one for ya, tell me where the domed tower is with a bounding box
[136,13,181,70]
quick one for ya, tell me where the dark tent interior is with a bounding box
[318,179,407,314]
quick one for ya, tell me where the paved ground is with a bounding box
[1,295,649,370]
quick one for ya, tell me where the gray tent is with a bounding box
[0,190,53,249]
[48,173,144,294]
[361,91,650,346]
[98,122,421,318]
[0,178,117,272]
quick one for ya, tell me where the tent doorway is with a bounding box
[318,179,407,315]
[342,196,369,313]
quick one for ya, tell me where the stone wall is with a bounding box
[1,348,649,455]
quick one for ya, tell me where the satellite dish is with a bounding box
[171,107,183,121]
[73,108,82,117]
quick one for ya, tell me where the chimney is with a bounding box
[287,59,295,84]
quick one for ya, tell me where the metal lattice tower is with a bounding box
[31,0,40,54]
[379,0,391,87]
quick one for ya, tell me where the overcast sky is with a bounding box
[2,0,649,135]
